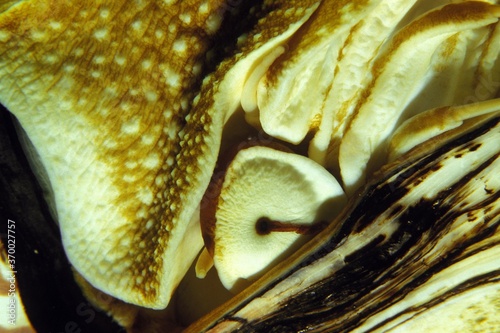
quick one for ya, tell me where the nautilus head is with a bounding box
[0,0,499,332]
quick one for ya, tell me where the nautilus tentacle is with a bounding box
[233,1,500,195]
[309,0,419,166]
[338,2,500,194]
[249,0,384,144]
[389,98,500,159]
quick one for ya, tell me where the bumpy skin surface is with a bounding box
[0,0,230,308]
[0,107,123,333]
[0,0,323,310]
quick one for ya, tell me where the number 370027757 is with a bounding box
[7,219,16,271]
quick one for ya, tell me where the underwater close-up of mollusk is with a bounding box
[0,0,499,332]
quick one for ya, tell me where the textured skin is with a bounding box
[0,0,322,309]
[0,0,227,308]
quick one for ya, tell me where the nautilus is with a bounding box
[0,0,498,332]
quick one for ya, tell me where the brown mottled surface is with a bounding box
[0,0,229,308]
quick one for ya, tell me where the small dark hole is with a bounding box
[256,217,272,235]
